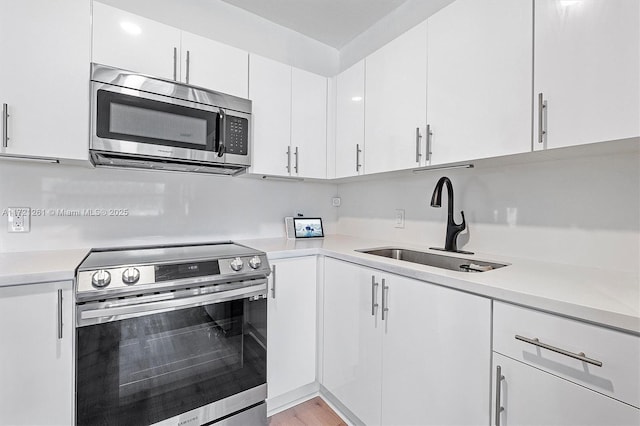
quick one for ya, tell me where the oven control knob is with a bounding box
[122,267,140,285]
[249,256,262,269]
[230,257,244,272]
[91,270,111,288]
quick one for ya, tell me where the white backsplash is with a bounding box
[0,162,338,252]
[336,151,640,274]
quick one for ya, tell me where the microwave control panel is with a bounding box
[225,116,249,155]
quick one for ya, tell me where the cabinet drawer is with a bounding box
[493,301,640,408]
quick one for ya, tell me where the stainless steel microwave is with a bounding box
[90,63,252,175]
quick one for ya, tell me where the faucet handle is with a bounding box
[459,210,467,231]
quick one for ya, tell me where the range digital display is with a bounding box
[155,261,220,282]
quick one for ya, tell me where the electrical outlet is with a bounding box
[332,197,341,207]
[7,207,30,233]
[394,209,405,228]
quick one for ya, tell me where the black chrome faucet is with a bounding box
[430,176,471,254]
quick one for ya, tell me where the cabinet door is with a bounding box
[181,32,249,98]
[534,0,640,149]
[291,68,327,179]
[92,2,181,81]
[0,0,90,160]
[365,21,427,174]
[335,61,365,178]
[381,274,491,425]
[323,258,382,425]
[0,281,73,426]
[492,353,640,425]
[267,257,317,400]
[249,54,292,176]
[427,0,532,164]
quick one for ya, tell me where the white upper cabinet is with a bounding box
[335,60,366,178]
[0,0,90,161]
[427,0,533,164]
[180,32,249,98]
[365,21,428,174]
[291,68,327,179]
[92,2,181,81]
[534,0,640,150]
[249,54,292,176]
[92,3,250,97]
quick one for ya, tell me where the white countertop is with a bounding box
[1,236,638,334]
[240,235,640,335]
[0,248,89,287]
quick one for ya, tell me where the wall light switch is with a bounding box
[394,209,405,228]
[7,207,30,233]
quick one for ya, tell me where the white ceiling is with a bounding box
[220,0,411,49]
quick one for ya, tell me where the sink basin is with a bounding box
[357,247,507,273]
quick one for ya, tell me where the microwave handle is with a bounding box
[217,108,226,157]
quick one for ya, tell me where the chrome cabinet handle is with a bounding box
[271,265,276,298]
[371,275,379,316]
[57,289,63,339]
[286,146,291,173]
[173,47,178,81]
[515,335,603,367]
[356,143,362,173]
[495,365,504,426]
[381,279,389,321]
[294,146,299,174]
[415,127,422,163]
[186,50,191,84]
[425,124,432,162]
[538,93,547,145]
[2,103,9,148]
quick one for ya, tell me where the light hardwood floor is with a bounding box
[268,397,347,426]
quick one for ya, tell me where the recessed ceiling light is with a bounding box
[120,22,142,35]
[351,96,363,102]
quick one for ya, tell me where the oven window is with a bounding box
[76,298,266,426]
[96,89,217,151]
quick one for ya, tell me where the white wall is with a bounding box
[0,162,338,252]
[96,0,340,76]
[336,151,640,274]
[339,0,455,72]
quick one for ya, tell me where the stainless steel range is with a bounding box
[75,242,270,426]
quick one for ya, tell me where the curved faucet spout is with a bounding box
[430,176,466,252]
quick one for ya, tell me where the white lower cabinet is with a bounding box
[267,257,317,401]
[322,257,491,425]
[492,353,640,426]
[0,281,73,426]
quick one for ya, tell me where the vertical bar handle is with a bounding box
[381,279,389,321]
[538,93,547,145]
[286,146,291,173]
[356,144,362,173]
[495,365,504,426]
[173,47,178,81]
[271,265,276,299]
[57,289,63,340]
[371,276,379,316]
[186,50,191,84]
[294,146,299,174]
[425,124,432,162]
[2,103,8,148]
[415,127,422,163]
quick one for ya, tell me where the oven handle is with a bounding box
[79,283,267,322]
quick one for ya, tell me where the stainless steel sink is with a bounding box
[357,247,507,272]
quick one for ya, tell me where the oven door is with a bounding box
[76,280,267,426]
[91,82,224,164]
